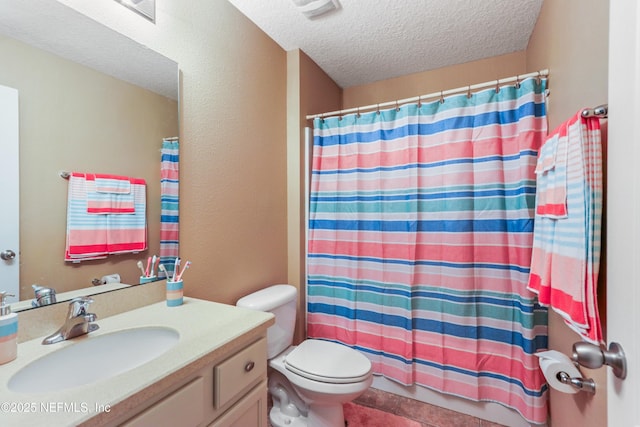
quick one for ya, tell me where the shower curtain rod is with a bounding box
[306,69,550,120]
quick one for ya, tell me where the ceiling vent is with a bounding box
[291,0,340,19]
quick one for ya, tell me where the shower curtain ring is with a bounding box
[439,91,445,104]
[376,104,381,115]
[536,71,542,85]
[395,100,400,111]
[467,85,472,99]
[515,74,521,89]
[495,79,500,93]
[417,95,422,108]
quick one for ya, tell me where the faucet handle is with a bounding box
[68,296,95,317]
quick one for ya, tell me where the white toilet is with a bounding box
[236,284,373,427]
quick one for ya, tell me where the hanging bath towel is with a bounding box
[65,173,108,261]
[65,172,147,261]
[528,110,603,344]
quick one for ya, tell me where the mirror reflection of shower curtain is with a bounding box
[160,138,179,278]
[307,77,549,424]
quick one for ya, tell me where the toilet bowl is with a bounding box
[236,284,373,427]
[269,341,373,427]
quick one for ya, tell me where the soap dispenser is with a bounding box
[0,291,17,365]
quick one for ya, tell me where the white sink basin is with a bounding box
[8,326,179,393]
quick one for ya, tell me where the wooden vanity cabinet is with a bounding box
[117,337,268,427]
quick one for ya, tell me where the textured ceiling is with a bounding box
[228,0,544,88]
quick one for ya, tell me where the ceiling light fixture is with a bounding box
[114,0,155,23]
[291,0,340,19]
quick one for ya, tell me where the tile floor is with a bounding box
[351,388,506,427]
[268,387,507,427]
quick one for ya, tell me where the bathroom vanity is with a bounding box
[0,297,274,426]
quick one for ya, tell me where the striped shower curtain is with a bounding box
[307,77,549,424]
[160,138,179,278]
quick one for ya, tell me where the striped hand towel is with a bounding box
[534,133,569,218]
[528,110,603,344]
[86,174,135,214]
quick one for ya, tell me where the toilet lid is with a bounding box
[284,339,372,384]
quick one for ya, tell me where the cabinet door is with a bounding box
[122,377,204,427]
[214,338,266,408]
[210,380,267,427]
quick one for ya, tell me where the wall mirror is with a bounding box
[0,0,179,311]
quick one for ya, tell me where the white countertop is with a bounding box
[0,297,274,426]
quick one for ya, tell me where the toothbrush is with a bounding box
[137,260,147,277]
[159,263,169,278]
[151,255,157,277]
[172,258,181,282]
[145,256,152,277]
[176,261,191,281]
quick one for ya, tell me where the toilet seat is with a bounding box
[284,339,371,384]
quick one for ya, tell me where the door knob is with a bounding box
[1,250,16,260]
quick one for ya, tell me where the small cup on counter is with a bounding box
[166,280,183,307]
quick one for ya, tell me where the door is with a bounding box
[607,1,640,425]
[0,85,20,304]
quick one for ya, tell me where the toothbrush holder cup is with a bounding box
[166,280,183,307]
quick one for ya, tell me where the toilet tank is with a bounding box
[236,284,297,359]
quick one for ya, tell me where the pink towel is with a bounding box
[86,174,135,214]
[528,110,603,344]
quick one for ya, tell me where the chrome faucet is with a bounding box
[42,297,99,345]
[31,284,57,307]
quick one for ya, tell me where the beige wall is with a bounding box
[343,51,526,109]
[527,0,609,426]
[0,35,178,298]
[288,49,342,342]
[176,2,289,305]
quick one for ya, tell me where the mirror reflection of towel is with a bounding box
[65,172,147,262]
[86,174,135,214]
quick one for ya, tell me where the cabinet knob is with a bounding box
[244,361,255,372]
